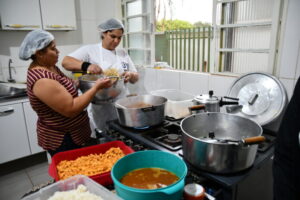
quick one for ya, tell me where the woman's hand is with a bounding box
[122,71,139,83]
[87,64,103,74]
[94,77,113,90]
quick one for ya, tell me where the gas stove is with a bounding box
[96,117,275,200]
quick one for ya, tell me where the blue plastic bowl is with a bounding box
[111,150,187,200]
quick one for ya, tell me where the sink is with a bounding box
[0,83,27,100]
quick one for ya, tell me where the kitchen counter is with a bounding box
[0,82,27,102]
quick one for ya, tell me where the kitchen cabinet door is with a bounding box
[0,0,42,30]
[40,0,77,30]
[23,102,43,154]
[0,103,31,164]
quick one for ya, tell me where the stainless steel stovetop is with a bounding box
[95,117,275,200]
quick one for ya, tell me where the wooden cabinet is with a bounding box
[0,0,76,31]
[23,101,43,154]
[0,102,31,163]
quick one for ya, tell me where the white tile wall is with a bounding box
[295,41,300,79]
[80,20,99,44]
[280,78,295,100]
[278,0,300,79]
[180,71,209,95]
[2,66,27,83]
[156,69,181,90]
[208,74,238,96]
[78,0,97,20]
[144,68,157,92]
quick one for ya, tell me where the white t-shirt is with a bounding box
[68,43,137,133]
[68,43,137,74]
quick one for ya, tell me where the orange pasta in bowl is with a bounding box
[48,141,134,186]
[56,147,125,180]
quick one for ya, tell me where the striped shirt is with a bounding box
[27,67,91,150]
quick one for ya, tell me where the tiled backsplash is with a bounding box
[143,68,238,97]
[143,68,296,100]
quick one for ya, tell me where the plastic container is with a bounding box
[22,175,122,200]
[111,150,188,200]
[48,141,134,186]
[150,89,194,119]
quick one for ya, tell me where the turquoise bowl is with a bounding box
[111,150,187,200]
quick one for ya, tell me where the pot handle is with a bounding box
[142,106,156,112]
[242,136,266,145]
[126,93,137,97]
[189,105,205,111]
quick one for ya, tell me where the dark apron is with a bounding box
[273,78,300,200]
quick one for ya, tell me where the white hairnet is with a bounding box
[19,29,54,60]
[97,18,124,32]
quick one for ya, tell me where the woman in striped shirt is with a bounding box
[19,30,113,156]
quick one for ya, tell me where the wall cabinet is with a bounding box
[0,102,31,163]
[0,0,76,31]
[0,0,41,30]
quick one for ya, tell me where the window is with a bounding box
[213,0,283,74]
[122,0,155,67]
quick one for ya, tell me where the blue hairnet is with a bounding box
[19,30,54,60]
[97,18,124,32]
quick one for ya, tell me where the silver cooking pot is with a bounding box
[181,112,265,174]
[114,95,167,128]
[79,74,125,103]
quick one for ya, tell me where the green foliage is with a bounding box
[156,19,211,32]
[194,21,211,27]
[156,19,193,32]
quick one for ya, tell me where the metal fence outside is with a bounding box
[163,26,213,72]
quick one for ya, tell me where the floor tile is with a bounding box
[0,171,33,200]
[26,162,53,186]
[0,170,29,186]
[25,162,49,177]
[29,172,53,186]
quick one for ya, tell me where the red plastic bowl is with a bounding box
[48,140,134,186]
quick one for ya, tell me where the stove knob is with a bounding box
[133,144,143,151]
[119,135,125,141]
[125,139,133,146]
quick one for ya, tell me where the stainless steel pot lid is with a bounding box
[227,72,287,126]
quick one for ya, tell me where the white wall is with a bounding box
[0,0,121,82]
[276,0,300,99]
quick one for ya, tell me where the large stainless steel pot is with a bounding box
[181,112,264,174]
[114,95,167,128]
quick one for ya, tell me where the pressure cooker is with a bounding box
[190,90,239,113]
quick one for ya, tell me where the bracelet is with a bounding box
[81,62,91,72]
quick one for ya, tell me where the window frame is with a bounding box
[122,0,155,67]
[212,0,283,75]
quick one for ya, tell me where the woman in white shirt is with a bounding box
[62,18,139,133]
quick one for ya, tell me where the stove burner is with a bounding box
[155,133,182,150]
[165,134,181,143]
[133,126,150,130]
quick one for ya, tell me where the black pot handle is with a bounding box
[142,106,156,112]
[223,96,239,101]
